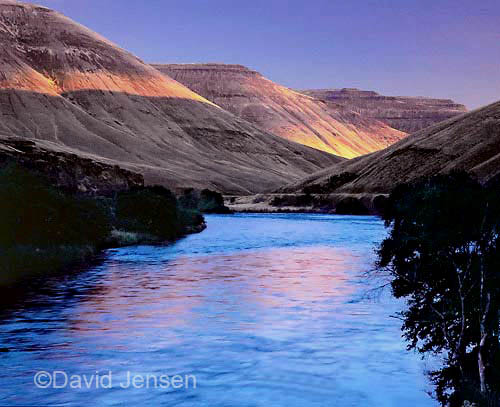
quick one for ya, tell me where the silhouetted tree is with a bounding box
[377,173,500,406]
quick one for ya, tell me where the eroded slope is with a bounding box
[154,63,406,158]
[0,1,340,193]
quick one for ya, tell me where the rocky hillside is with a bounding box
[154,64,406,158]
[0,137,144,195]
[300,88,467,133]
[284,101,500,194]
[0,1,340,194]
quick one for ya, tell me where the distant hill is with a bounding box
[299,88,467,133]
[284,101,500,194]
[0,1,340,194]
[153,64,406,158]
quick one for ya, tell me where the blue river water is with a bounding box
[0,214,435,406]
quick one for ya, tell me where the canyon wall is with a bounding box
[0,1,340,194]
[154,64,406,158]
[284,101,500,195]
[300,88,467,133]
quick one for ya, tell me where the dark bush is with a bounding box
[178,188,198,210]
[115,186,181,240]
[270,194,314,207]
[335,197,369,215]
[199,189,230,213]
[0,164,111,248]
[178,208,205,232]
[373,195,389,214]
[0,164,207,285]
[178,188,231,214]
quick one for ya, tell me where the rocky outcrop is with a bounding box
[154,64,406,158]
[0,1,340,195]
[0,137,144,195]
[283,101,500,195]
[300,88,467,133]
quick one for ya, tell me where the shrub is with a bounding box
[0,164,206,285]
[0,164,111,248]
[199,189,230,213]
[178,188,231,214]
[115,186,181,240]
[335,197,369,215]
[270,194,314,207]
[373,195,389,214]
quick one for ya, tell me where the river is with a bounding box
[0,214,435,406]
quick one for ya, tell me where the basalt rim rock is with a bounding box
[299,88,467,134]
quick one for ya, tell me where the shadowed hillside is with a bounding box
[154,64,406,158]
[0,1,340,194]
[284,101,500,194]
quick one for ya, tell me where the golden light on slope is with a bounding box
[55,71,217,104]
[157,63,407,159]
[0,68,218,106]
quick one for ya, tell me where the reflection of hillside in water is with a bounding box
[69,247,357,341]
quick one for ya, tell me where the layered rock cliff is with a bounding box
[154,64,406,158]
[0,1,340,194]
[300,88,467,133]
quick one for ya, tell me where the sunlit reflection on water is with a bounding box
[0,214,435,406]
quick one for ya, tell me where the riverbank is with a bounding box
[0,224,208,288]
[225,193,388,215]
[0,164,208,287]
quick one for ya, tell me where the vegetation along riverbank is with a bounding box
[376,172,500,407]
[0,161,229,287]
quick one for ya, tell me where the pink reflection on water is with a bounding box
[68,246,362,345]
